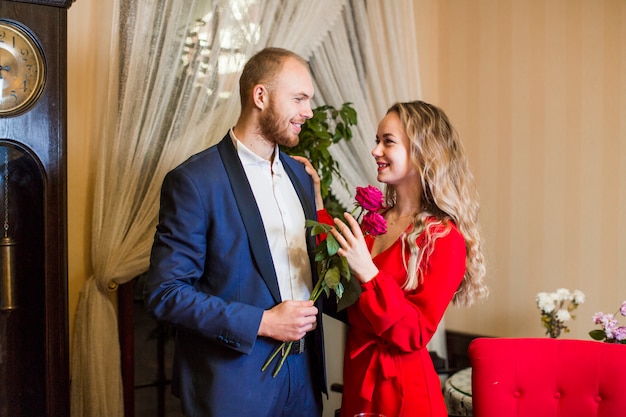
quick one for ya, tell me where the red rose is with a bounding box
[355,185,385,212]
[361,211,387,236]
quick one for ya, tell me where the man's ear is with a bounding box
[252,84,268,109]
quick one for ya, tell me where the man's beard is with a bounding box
[259,103,300,148]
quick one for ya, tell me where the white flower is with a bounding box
[572,290,585,305]
[537,292,556,313]
[555,288,571,301]
[537,288,585,338]
[555,309,571,322]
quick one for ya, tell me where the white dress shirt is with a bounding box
[231,131,313,301]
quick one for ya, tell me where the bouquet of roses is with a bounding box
[262,185,387,377]
[589,300,626,344]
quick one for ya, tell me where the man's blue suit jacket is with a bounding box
[144,135,326,416]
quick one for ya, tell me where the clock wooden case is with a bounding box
[0,1,73,416]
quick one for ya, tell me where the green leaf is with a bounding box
[340,103,357,124]
[323,285,331,297]
[589,329,606,341]
[308,223,332,236]
[334,282,344,300]
[324,266,341,290]
[326,234,340,256]
[333,124,346,143]
[317,131,332,141]
[337,274,361,312]
[334,256,347,278]
[280,102,357,200]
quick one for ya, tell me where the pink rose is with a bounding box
[355,185,385,212]
[620,301,626,317]
[361,211,387,236]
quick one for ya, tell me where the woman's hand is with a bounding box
[291,155,324,210]
[330,212,379,283]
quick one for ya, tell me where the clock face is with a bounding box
[0,19,46,117]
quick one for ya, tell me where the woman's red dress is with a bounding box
[340,220,466,417]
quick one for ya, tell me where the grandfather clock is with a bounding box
[0,0,73,416]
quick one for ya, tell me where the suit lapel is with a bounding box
[217,136,282,304]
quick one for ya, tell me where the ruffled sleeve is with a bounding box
[353,223,466,352]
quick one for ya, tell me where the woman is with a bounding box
[329,101,488,417]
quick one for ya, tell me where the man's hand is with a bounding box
[258,300,318,341]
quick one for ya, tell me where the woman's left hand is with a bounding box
[330,212,379,283]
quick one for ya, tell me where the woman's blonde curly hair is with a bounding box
[384,101,488,307]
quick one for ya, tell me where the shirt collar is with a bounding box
[229,128,283,173]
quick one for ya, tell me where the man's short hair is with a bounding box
[238,47,308,106]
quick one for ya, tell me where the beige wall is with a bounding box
[68,0,104,346]
[432,0,626,339]
[67,0,626,355]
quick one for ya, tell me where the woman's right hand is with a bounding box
[330,212,380,284]
[291,155,324,210]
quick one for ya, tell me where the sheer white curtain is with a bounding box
[309,0,423,206]
[70,1,347,416]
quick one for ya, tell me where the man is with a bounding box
[144,48,326,417]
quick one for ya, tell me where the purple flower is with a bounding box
[592,312,606,325]
[614,326,626,341]
[602,316,619,339]
[601,314,617,328]
[355,185,385,212]
[361,211,387,236]
[589,303,626,344]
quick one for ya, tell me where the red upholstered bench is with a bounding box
[469,337,626,417]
